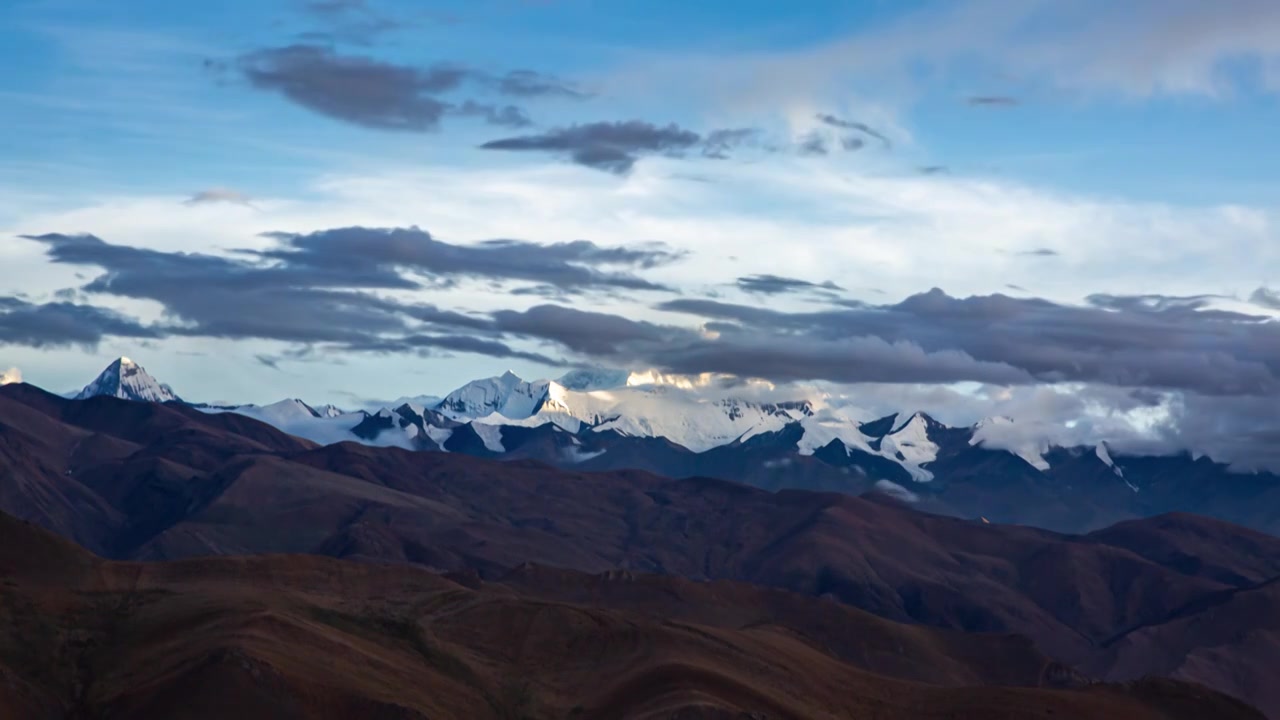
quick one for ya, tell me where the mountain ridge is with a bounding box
[63,359,1280,536]
[1,384,1278,716]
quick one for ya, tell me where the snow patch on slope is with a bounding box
[204,400,369,447]
[471,422,506,452]
[424,425,453,449]
[884,413,940,464]
[796,413,874,456]
[1096,442,1138,491]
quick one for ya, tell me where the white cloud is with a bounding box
[3,156,1276,415]
[0,367,21,385]
[7,160,1275,316]
[874,479,919,503]
[623,0,1280,104]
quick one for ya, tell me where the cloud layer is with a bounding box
[235,44,584,131]
[480,120,761,173]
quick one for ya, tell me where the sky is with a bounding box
[3,0,1280,466]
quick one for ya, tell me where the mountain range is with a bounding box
[0,379,1277,717]
[65,357,1280,537]
[0,509,1262,719]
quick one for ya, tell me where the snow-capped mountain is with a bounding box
[75,357,181,403]
[437,371,551,420]
[65,360,1133,493]
[198,398,362,446]
[431,370,822,453]
[45,357,1278,535]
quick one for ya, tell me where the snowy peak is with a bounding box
[881,413,942,475]
[437,372,551,420]
[75,357,181,403]
[890,411,944,434]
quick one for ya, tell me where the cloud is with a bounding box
[796,133,828,156]
[185,188,254,206]
[493,69,591,99]
[814,113,892,148]
[0,367,21,385]
[0,295,160,349]
[735,274,843,296]
[453,100,532,128]
[1017,248,1059,257]
[347,333,561,365]
[254,226,682,291]
[491,304,683,356]
[238,45,458,130]
[702,128,762,159]
[840,136,866,152]
[1250,287,1280,310]
[479,120,760,173]
[652,289,1280,396]
[967,95,1019,106]
[873,479,919,503]
[235,45,582,131]
[16,228,677,361]
[489,303,1030,385]
[305,0,370,14]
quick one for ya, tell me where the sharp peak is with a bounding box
[890,410,945,433]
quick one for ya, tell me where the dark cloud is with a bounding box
[735,274,843,296]
[299,0,416,46]
[239,45,458,130]
[967,95,1019,106]
[454,100,532,128]
[349,333,561,365]
[796,133,828,156]
[254,226,682,291]
[479,121,760,173]
[1016,247,1059,257]
[702,128,761,159]
[814,113,892,148]
[235,45,583,131]
[644,290,1280,396]
[493,69,590,99]
[840,135,866,152]
[18,228,678,361]
[305,0,369,14]
[491,305,688,356]
[490,304,1026,385]
[185,188,254,207]
[1249,287,1280,310]
[0,296,159,349]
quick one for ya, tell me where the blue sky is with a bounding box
[5,0,1279,206]
[2,0,1280,462]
